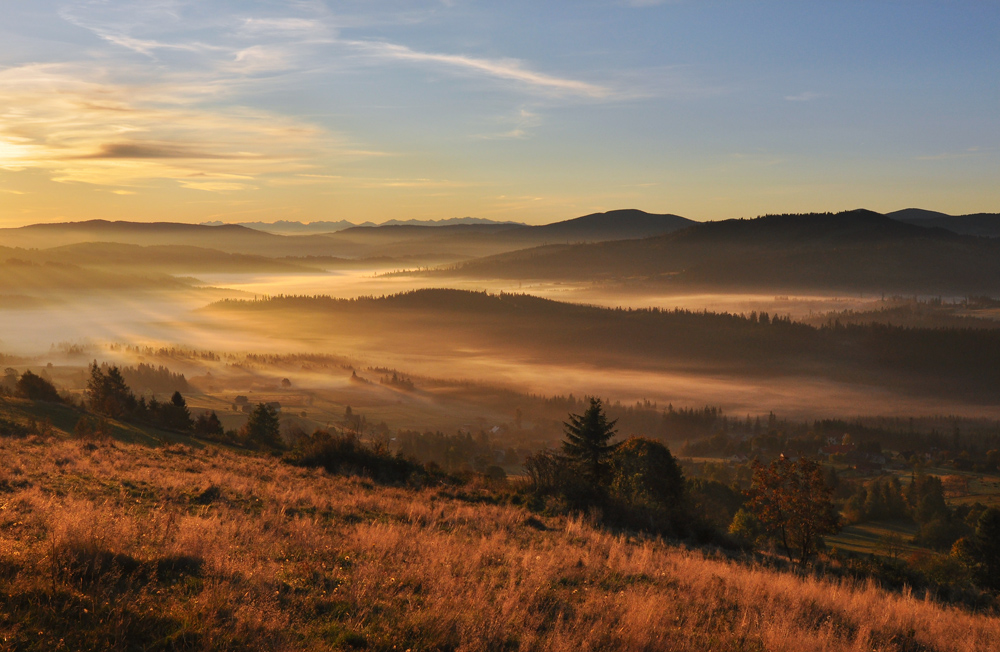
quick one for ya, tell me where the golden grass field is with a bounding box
[2,431,999,652]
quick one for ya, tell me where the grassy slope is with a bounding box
[1,433,998,651]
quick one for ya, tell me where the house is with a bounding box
[820,444,856,456]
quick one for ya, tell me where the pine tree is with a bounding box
[561,397,618,484]
[86,363,137,419]
[165,391,193,431]
[243,403,282,449]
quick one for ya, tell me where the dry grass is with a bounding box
[1,435,998,651]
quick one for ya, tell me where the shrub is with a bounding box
[607,437,688,534]
[74,415,112,441]
[0,417,32,438]
[15,370,62,402]
[286,430,424,484]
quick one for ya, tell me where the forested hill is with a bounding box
[888,208,1000,238]
[445,210,1000,294]
[208,289,1000,402]
[521,209,693,240]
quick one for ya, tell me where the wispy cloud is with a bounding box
[0,63,331,189]
[179,180,256,192]
[475,109,542,140]
[344,40,610,98]
[75,142,261,160]
[268,174,471,189]
[238,16,335,42]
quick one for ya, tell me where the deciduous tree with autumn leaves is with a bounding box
[745,455,841,564]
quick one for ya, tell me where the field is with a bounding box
[826,522,921,558]
[2,426,999,652]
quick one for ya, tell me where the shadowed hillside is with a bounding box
[207,289,1000,403]
[0,242,318,274]
[0,258,196,293]
[0,210,693,261]
[446,210,1000,294]
[889,209,1000,238]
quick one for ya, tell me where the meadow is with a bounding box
[2,426,999,652]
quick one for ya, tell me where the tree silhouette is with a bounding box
[163,391,194,431]
[242,403,282,449]
[953,507,1000,590]
[194,411,224,438]
[86,363,136,419]
[562,397,618,484]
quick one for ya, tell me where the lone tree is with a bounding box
[242,402,282,449]
[160,391,194,431]
[562,397,618,484]
[745,456,841,564]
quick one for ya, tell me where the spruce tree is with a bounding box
[243,403,283,449]
[561,397,618,484]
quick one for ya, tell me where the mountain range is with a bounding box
[2,208,998,295]
[0,209,693,260]
[199,217,526,235]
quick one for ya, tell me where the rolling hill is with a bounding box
[446,210,1000,294]
[0,242,318,274]
[888,208,1000,238]
[0,210,693,261]
[206,289,1000,403]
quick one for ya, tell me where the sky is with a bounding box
[0,0,997,227]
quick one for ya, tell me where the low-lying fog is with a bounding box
[194,269,887,318]
[3,269,997,424]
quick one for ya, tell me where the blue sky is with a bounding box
[0,0,996,225]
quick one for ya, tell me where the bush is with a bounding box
[523,438,690,536]
[286,430,425,484]
[728,508,765,546]
[16,370,62,402]
[74,415,112,441]
[606,437,688,535]
[523,450,600,505]
[0,417,32,438]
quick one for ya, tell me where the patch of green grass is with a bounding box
[827,521,921,558]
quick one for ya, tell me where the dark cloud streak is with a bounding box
[76,142,261,160]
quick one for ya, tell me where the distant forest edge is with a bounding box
[208,289,1000,402]
[443,210,1000,294]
